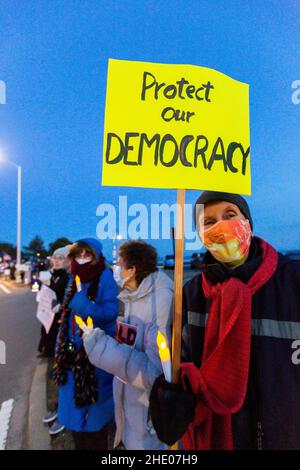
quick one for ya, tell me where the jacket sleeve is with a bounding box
[84,288,173,391]
[50,271,70,304]
[72,269,119,328]
[91,269,119,328]
[282,259,300,305]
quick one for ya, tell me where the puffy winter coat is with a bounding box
[84,270,174,449]
[58,267,118,432]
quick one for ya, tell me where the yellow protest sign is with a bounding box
[102,59,251,195]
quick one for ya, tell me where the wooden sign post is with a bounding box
[170,188,185,450]
[172,188,185,384]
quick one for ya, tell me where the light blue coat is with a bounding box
[84,270,174,449]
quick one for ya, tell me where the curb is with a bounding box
[27,360,51,450]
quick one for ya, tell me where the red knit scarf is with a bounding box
[70,255,105,283]
[180,238,278,450]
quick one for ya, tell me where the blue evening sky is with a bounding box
[0,0,299,259]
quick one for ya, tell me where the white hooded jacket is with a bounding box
[84,269,174,450]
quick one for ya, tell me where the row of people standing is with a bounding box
[38,237,173,450]
[38,189,300,450]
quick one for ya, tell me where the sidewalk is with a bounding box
[27,359,51,450]
[28,359,115,450]
[27,358,75,450]
[46,359,75,450]
[0,277,30,290]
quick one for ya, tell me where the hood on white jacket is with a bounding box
[118,269,173,303]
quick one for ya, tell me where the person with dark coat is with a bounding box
[38,245,71,358]
[38,245,72,435]
[150,191,300,450]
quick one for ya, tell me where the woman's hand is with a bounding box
[52,303,61,314]
[75,315,94,337]
[69,290,91,316]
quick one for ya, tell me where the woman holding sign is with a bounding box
[150,191,300,450]
[53,238,118,450]
[81,240,174,450]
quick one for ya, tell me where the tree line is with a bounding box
[0,236,73,261]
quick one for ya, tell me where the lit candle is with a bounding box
[75,275,82,292]
[32,281,39,293]
[157,331,172,383]
[75,315,94,335]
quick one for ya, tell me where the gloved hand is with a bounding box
[52,303,61,314]
[75,315,94,336]
[69,291,93,317]
[149,373,196,446]
[83,327,105,355]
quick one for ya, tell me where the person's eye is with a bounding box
[226,211,237,218]
[204,219,215,227]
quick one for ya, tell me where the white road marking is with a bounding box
[0,398,14,450]
[0,283,11,294]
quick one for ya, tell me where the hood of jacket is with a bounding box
[77,237,103,257]
[118,269,173,303]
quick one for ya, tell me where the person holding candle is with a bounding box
[149,190,300,450]
[53,238,118,450]
[82,240,174,450]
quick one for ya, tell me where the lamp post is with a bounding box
[0,154,22,272]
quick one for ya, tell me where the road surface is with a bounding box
[0,280,39,449]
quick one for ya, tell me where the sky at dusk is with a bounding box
[0,0,300,259]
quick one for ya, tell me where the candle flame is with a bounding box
[75,315,94,331]
[157,331,171,361]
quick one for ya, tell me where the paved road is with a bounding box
[0,280,40,449]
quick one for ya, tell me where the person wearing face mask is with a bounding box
[149,190,300,450]
[82,240,174,450]
[38,245,72,435]
[37,245,72,359]
[53,238,118,450]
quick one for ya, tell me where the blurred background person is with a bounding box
[38,245,72,436]
[37,245,71,359]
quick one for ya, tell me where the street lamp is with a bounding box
[0,152,22,271]
[112,233,122,264]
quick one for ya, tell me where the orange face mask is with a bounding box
[202,218,252,266]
